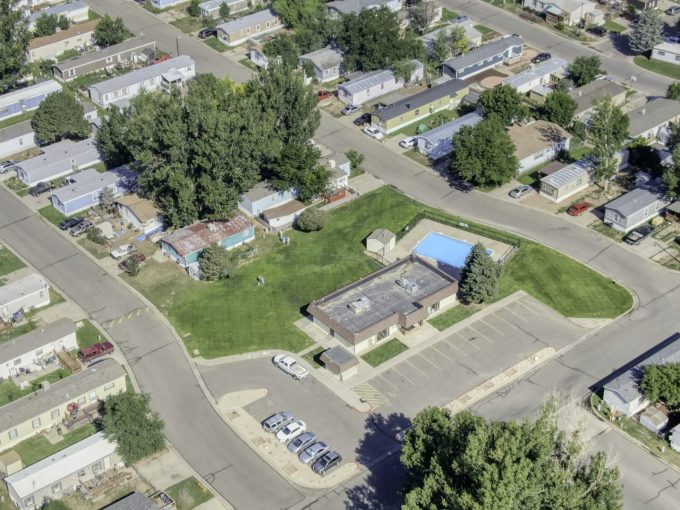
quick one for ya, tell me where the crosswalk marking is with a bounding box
[352,382,388,409]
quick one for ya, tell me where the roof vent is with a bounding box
[349,297,370,314]
[396,278,419,295]
[405,103,411,109]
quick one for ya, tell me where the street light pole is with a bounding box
[176,36,181,56]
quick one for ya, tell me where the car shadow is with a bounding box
[344,412,411,510]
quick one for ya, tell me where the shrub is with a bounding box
[296,208,329,232]
[86,227,107,245]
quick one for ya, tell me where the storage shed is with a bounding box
[320,346,360,381]
[639,407,668,433]
[539,160,591,203]
[0,451,22,476]
[366,229,396,254]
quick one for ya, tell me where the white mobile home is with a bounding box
[0,121,36,160]
[0,80,62,122]
[15,138,101,186]
[337,61,424,106]
[0,273,50,322]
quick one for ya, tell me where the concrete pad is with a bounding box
[349,173,384,195]
[195,499,230,510]
[218,389,267,411]
[35,300,87,324]
[135,449,194,491]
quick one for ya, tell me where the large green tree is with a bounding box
[0,0,30,94]
[477,84,528,126]
[102,392,165,466]
[274,0,325,28]
[272,142,331,200]
[97,106,133,168]
[587,95,629,187]
[459,242,500,304]
[31,91,90,143]
[668,82,680,101]
[33,13,68,37]
[263,33,300,69]
[199,243,237,281]
[641,363,680,407]
[401,404,623,510]
[568,56,603,87]
[662,146,680,199]
[94,15,127,47]
[451,116,519,188]
[541,89,577,128]
[628,8,663,54]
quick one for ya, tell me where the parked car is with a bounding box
[451,178,473,193]
[69,219,94,237]
[198,28,217,39]
[118,253,146,270]
[29,181,55,197]
[58,216,83,231]
[531,52,551,64]
[153,55,171,64]
[78,341,114,363]
[312,451,342,475]
[276,420,306,443]
[624,225,654,245]
[363,126,384,140]
[353,112,371,126]
[0,160,15,173]
[342,105,360,116]
[587,26,608,37]
[262,412,294,433]
[567,202,592,216]
[666,6,680,15]
[317,90,333,101]
[452,15,468,24]
[399,136,417,149]
[299,441,330,464]
[110,244,137,259]
[288,432,317,454]
[272,354,309,380]
[509,185,533,199]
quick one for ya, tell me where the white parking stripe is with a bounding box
[515,299,541,315]
[466,325,492,344]
[479,318,504,336]
[431,344,456,364]
[504,306,527,322]
[418,352,443,370]
[392,366,417,385]
[405,359,430,378]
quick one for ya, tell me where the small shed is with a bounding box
[320,346,359,381]
[366,229,396,254]
[97,221,115,240]
[665,201,680,223]
[0,451,22,476]
[670,424,680,452]
[639,407,668,433]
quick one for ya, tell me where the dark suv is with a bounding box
[451,178,473,193]
[587,26,608,37]
[353,113,371,126]
[29,182,55,197]
[624,225,654,245]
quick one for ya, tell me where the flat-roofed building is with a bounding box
[27,20,98,63]
[216,9,282,47]
[308,255,459,354]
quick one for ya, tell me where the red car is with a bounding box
[317,90,333,101]
[153,55,171,64]
[567,202,592,216]
[79,342,114,363]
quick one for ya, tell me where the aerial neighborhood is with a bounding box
[0,0,680,510]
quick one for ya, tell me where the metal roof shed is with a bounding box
[320,346,359,381]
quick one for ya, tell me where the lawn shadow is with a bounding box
[344,412,411,510]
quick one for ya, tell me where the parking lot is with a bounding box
[356,295,590,416]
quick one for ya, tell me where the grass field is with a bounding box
[0,321,36,341]
[7,424,97,467]
[634,56,680,80]
[166,477,214,510]
[603,19,627,33]
[429,305,478,331]
[76,319,105,348]
[171,16,202,34]
[204,37,229,52]
[0,368,70,407]
[0,248,24,278]
[38,205,66,226]
[302,346,327,368]
[517,171,540,187]
[362,339,409,367]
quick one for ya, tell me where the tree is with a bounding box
[458,242,500,304]
[430,29,451,63]
[219,1,230,21]
[272,142,331,200]
[199,243,236,281]
[448,25,468,56]
[57,14,69,30]
[125,256,140,277]
[401,403,623,510]
[392,59,417,83]
[477,84,528,126]
[102,392,165,466]
[662,146,680,198]
[568,56,603,87]
[100,186,117,212]
[31,91,90,144]
[641,363,680,407]
[667,82,680,101]
[0,0,31,94]
[451,116,519,187]
[409,0,441,35]
[587,95,629,188]
[263,33,300,69]
[296,208,329,231]
[628,8,663,54]
[188,0,201,17]
[86,227,107,245]
[96,106,132,168]
[541,89,577,128]
[345,149,364,175]
[94,15,127,47]
[273,0,325,28]
[33,13,59,37]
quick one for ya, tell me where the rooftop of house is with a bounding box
[569,79,627,115]
[416,111,484,145]
[29,0,88,22]
[103,492,158,510]
[508,120,571,161]
[0,318,74,364]
[373,80,468,123]
[300,46,343,71]
[88,55,195,96]
[161,216,254,257]
[52,168,120,204]
[201,0,244,9]
[653,41,680,54]
[667,200,680,215]
[420,21,482,47]
[340,69,395,95]
[0,80,62,110]
[641,406,668,427]
[603,336,680,405]
[309,255,457,336]
[216,8,279,33]
[0,119,34,144]
[605,187,666,217]
[15,138,101,182]
[326,0,395,14]
[627,98,680,138]
[53,37,156,72]
[540,159,590,188]
[443,35,524,70]
[541,0,595,13]
[367,228,395,244]
[0,359,124,434]
[241,180,294,203]
[503,58,568,89]
[28,19,98,50]
[0,273,48,306]
[5,432,117,499]
[115,194,161,222]
[262,200,306,220]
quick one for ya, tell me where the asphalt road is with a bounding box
[0,188,304,510]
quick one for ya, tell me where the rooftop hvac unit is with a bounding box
[349,297,371,314]
[396,278,418,295]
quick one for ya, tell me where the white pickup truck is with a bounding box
[110,244,137,259]
[273,354,309,380]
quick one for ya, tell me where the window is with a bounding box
[89,391,97,402]
[246,27,251,35]
[256,24,260,31]
[414,109,420,116]
[51,409,60,420]
[104,382,115,390]
[377,328,389,341]
[32,418,41,429]
[106,56,113,63]
[428,302,440,314]
[13,358,21,365]
[676,55,680,62]
[266,21,270,28]
[78,396,87,405]
[24,496,34,508]
[8,429,17,440]
[380,83,385,90]
[613,213,620,222]
[51,482,61,495]
[78,469,86,477]
[643,207,649,217]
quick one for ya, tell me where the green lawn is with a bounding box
[166,477,213,510]
[634,56,680,80]
[0,321,37,341]
[0,368,70,407]
[6,424,97,467]
[567,145,593,161]
[76,319,105,348]
[362,339,409,367]
[0,248,25,278]
[517,171,540,187]
[498,242,633,318]
[204,37,229,52]
[3,176,29,196]
[441,8,459,22]
[389,109,458,138]
[0,110,34,130]
[171,16,203,34]
[38,205,66,226]
[603,19,627,33]
[302,346,327,369]
[429,305,477,331]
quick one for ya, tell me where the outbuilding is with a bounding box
[539,159,591,203]
[670,424,680,452]
[366,229,396,255]
[665,201,680,222]
[320,346,360,381]
[639,407,669,433]
[0,273,50,322]
[0,451,22,477]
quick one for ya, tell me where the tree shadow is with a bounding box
[609,33,635,57]
[344,412,411,510]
